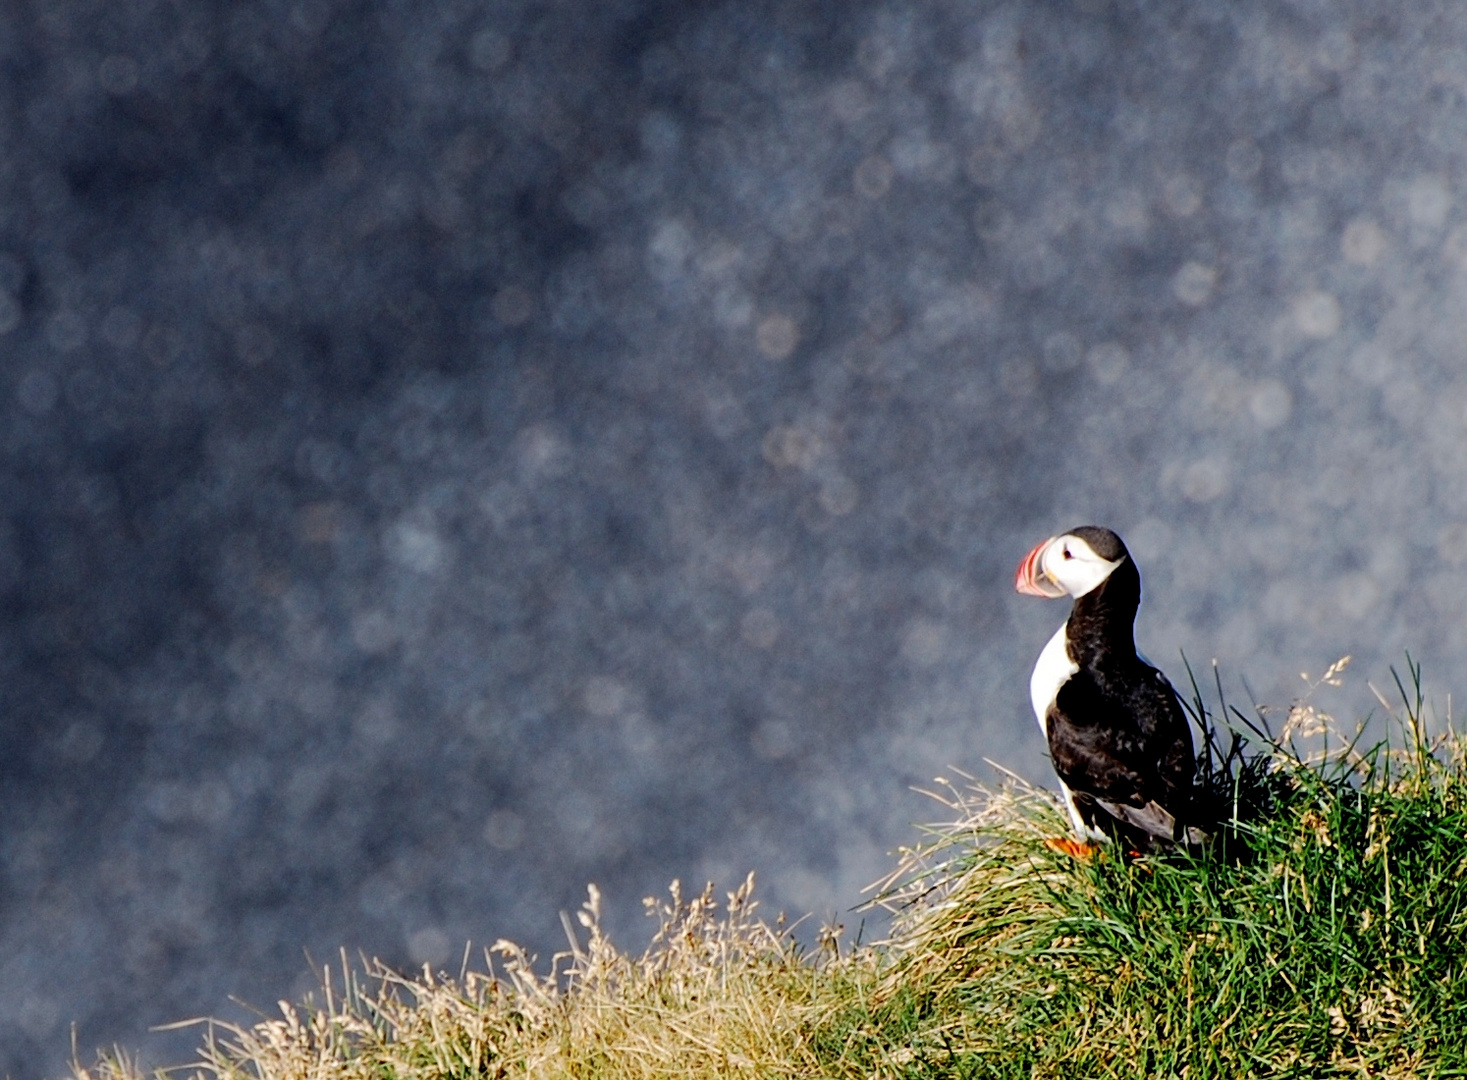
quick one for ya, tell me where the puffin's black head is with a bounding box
[1015,525,1132,599]
[1063,526,1128,563]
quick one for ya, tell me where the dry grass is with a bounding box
[78,875,884,1080]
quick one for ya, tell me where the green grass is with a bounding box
[78,660,1467,1079]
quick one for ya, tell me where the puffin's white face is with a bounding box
[1015,533,1125,599]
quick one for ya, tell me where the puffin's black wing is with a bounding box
[1046,662,1195,843]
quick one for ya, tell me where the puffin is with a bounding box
[1014,526,1199,856]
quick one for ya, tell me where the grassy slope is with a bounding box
[79,665,1467,1079]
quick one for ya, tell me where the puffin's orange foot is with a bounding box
[1044,837,1100,860]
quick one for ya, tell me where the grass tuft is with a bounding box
[77,659,1467,1079]
[78,875,883,1080]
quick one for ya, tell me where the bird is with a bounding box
[1014,525,1199,857]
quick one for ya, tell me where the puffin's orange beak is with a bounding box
[1015,537,1067,597]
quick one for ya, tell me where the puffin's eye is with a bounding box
[1062,546,1073,560]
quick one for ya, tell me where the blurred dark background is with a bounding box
[3,1,1466,1074]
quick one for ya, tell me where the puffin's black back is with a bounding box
[1046,525,1196,849]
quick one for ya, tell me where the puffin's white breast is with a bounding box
[1029,623,1078,737]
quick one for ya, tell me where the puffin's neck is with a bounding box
[1065,557,1141,668]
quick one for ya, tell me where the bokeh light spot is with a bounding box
[853,155,894,199]
[1225,138,1263,181]
[351,612,397,656]
[900,618,947,668]
[1341,217,1387,266]
[17,370,58,415]
[1407,174,1452,229]
[0,292,20,336]
[1293,289,1342,338]
[761,425,823,471]
[406,927,452,968]
[755,314,800,360]
[484,809,526,851]
[739,607,780,650]
[46,311,87,352]
[1086,342,1129,385]
[1162,174,1203,218]
[1178,456,1231,502]
[385,519,447,574]
[1248,379,1293,429]
[490,285,535,328]
[583,675,629,717]
[750,718,796,760]
[469,29,512,73]
[818,476,859,517]
[1172,261,1218,307]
